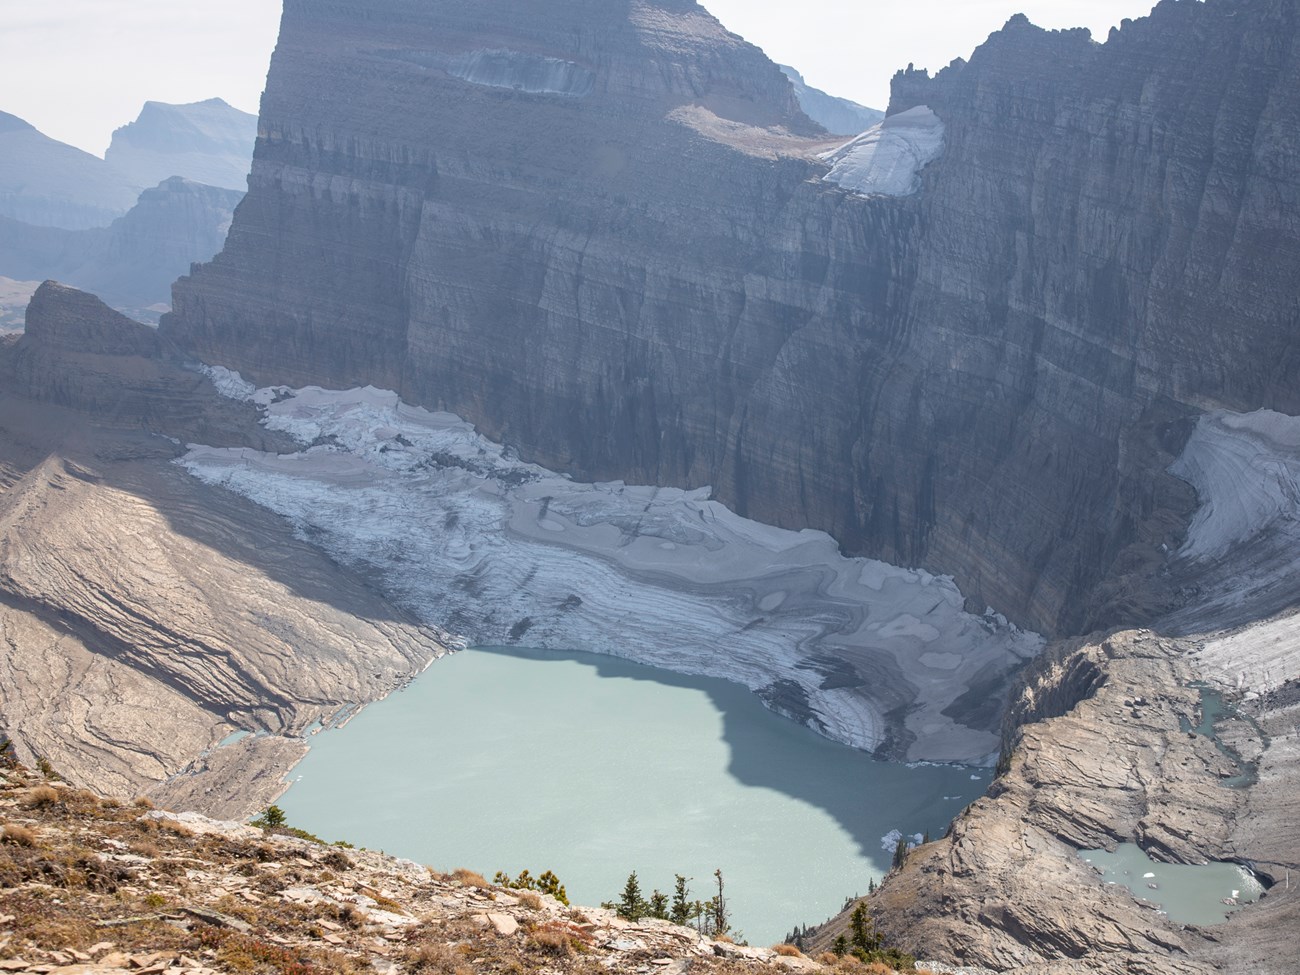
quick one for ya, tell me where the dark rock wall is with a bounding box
[164,0,1300,636]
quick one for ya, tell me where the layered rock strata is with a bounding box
[805,401,1300,972]
[165,0,1299,636]
[0,284,451,817]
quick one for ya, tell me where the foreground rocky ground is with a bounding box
[0,760,932,975]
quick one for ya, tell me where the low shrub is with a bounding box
[1,823,37,846]
[321,848,353,871]
[403,940,472,975]
[526,922,574,957]
[25,785,61,809]
[451,868,490,889]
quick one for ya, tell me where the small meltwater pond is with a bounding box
[1080,844,1264,925]
[277,646,987,944]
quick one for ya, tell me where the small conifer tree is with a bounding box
[538,869,569,905]
[618,872,646,920]
[671,874,691,925]
[649,889,669,919]
[709,869,729,936]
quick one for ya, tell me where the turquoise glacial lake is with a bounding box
[1080,844,1264,925]
[276,646,987,944]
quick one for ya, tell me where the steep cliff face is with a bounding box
[165,0,1299,636]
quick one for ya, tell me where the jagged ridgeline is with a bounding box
[163,0,1300,640]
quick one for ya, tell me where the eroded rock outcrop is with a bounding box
[0,284,452,816]
[3,282,270,440]
[808,628,1298,974]
[164,0,1299,637]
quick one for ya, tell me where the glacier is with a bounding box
[1168,409,1300,690]
[819,106,945,197]
[181,371,1043,764]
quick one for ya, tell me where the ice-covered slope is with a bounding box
[0,111,140,229]
[1165,409,1300,634]
[105,98,256,192]
[183,374,1042,765]
[820,106,944,197]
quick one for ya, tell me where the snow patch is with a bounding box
[819,106,944,198]
[199,364,256,402]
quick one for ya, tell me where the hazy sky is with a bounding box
[2,0,1156,156]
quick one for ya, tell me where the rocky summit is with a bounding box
[104,99,257,194]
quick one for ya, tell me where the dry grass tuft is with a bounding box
[772,944,804,957]
[133,796,156,809]
[451,867,490,889]
[1,822,37,846]
[816,952,840,965]
[25,785,60,809]
[527,922,574,957]
[321,847,353,871]
[403,940,473,975]
[516,890,543,910]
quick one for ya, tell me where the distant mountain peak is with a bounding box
[105,98,256,192]
[0,109,139,229]
[778,65,883,135]
[0,110,37,134]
